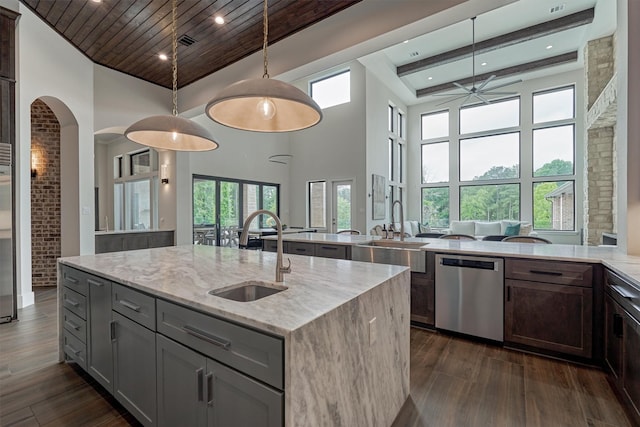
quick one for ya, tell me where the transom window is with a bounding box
[310,69,350,109]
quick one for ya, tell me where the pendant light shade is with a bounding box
[205,0,322,133]
[125,0,219,151]
[125,115,219,151]
[205,78,322,132]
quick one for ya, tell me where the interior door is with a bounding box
[331,180,353,233]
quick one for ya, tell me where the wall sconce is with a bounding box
[31,149,37,178]
[160,164,169,184]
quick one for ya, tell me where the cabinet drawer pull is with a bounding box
[507,286,511,302]
[65,344,81,356]
[321,246,338,250]
[183,325,231,350]
[206,372,214,406]
[197,368,204,402]
[110,320,116,341]
[614,314,624,338]
[65,276,79,284]
[529,270,562,276]
[611,285,636,300]
[87,278,103,287]
[64,298,79,307]
[295,248,306,252]
[118,299,141,312]
[65,319,80,330]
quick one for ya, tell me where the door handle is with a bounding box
[206,372,214,406]
[197,368,204,402]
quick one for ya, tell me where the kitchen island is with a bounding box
[58,245,410,427]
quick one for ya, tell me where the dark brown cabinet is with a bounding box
[604,270,640,426]
[504,259,594,359]
[410,252,435,327]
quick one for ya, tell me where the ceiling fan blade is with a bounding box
[435,93,471,107]
[476,74,496,92]
[453,82,473,94]
[431,91,466,96]
[475,93,491,105]
[459,93,474,106]
[483,79,523,91]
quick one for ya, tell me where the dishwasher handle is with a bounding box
[440,257,500,271]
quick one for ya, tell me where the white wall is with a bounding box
[365,69,409,232]
[406,69,585,244]
[287,61,367,234]
[12,4,95,307]
[615,0,640,256]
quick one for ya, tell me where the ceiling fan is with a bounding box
[434,17,521,106]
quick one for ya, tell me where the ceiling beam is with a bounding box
[397,8,593,77]
[415,51,578,97]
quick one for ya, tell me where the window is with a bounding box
[419,83,578,233]
[308,181,326,228]
[262,185,278,215]
[397,143,403,184]
[388,105,405,204]
[421,110,448,140]
[533,86,574,123]
[460,98,519,134]
[193,178,216,225]
[459,133,520,181]
[533,125,574,177]
[398,112,405,138]
[460,184,520,221]
[388,105,394,132]
[113,149,158,231]
[422,187,449,228]
[388,138,394,182]
[130,149,152,175]
[310,70,350,109]
[422,142,449,183]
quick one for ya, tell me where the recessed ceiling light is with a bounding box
[428,76,433,80]
[91,0,101,3]
[158,53,168,61]
[481,62,487,66]
[403,40,409,44]
[214,16,225,25]
[546,45,553,49]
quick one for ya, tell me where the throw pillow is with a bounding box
[519,223,532,235]
[505,223,521,236]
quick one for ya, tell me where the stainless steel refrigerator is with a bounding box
[0,142,15,323]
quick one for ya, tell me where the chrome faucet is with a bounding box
[239,210,291,282]
[391,199,405,241]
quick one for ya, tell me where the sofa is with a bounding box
[443,220,535,238]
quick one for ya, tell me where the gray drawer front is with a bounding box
[63,287,87,319]
[315,244,348,259]
[63,308,87,343]
[63,329,87,370]
[62,266,88,296]
[157,299,283,390]
[286,242,315,256]
[263,240,278,252]
[112,283,156,331]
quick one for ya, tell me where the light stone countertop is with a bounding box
[59,244,407,337]
[265,233,640,288]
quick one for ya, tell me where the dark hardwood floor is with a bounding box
[0,288,634,427]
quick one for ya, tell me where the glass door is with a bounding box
[193,177,217,245]
[332,180,353,233]
[219,181,240,247]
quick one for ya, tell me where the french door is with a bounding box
[331,180,354,233]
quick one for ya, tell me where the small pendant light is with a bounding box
[125,0,219,151]
[205,0,322,132]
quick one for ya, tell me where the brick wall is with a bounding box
[31,99,61,288]
[584,35,616,246]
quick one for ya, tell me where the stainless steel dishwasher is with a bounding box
[435,254,504,342]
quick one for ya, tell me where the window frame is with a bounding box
[309,69,351,110]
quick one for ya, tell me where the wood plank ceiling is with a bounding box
[20,0,361,89]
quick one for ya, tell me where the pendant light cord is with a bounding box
[262,0,269,78]
[172,0,178,116]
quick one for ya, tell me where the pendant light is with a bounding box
[125,0,219,151]
[205,0,322,132]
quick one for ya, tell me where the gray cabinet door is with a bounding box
[207,358,283,427]
[113,312,157,426]
[87,276,113,392]
[157,334,207,427]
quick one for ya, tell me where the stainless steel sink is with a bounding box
[352,240,427,272]
[209,281,287,302]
